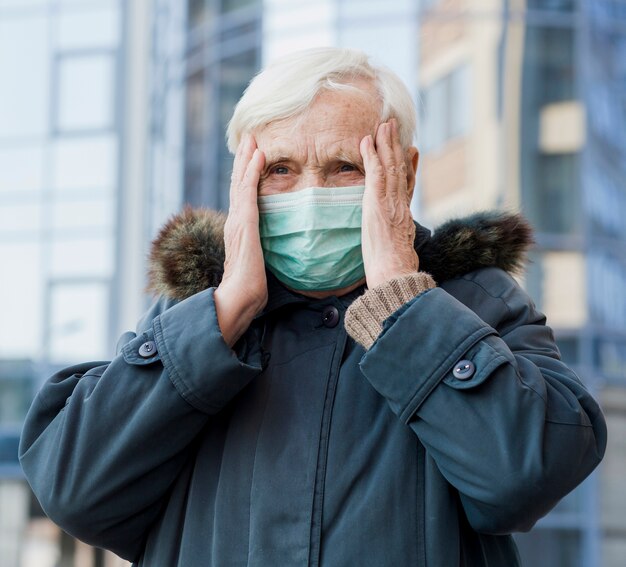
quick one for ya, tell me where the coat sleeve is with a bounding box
[356,266,607,535]
[18,286,266,561]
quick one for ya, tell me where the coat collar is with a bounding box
[145,206,535,315]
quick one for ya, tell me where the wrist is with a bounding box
[367,268,419,290]
[213,284,259,348]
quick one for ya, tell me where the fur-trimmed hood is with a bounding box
[146,206,535,301]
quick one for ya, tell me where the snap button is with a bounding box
[138,340,157,358]
[322,305,340,328]
[453,360,475,380]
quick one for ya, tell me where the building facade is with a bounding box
[0,0,149,564]
[417,0,626,565]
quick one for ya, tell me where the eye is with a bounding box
[339,163,357,172]
[270,165,289,175]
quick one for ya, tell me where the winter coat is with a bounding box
[19,208,607,567]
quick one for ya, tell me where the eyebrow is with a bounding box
[263,148,363,165]
[263,154,293,165]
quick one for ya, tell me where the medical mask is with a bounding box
[257,185,366,291]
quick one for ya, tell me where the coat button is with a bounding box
[453,360,475,380]
[322,305,340,328]
[138,340,157,358]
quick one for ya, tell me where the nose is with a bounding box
[294,171,326,190]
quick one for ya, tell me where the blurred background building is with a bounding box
[0,0,623,565]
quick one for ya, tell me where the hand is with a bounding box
[359,118,420,289]
[214,134,267,347]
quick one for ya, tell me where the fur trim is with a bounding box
[421,210,535,284]
[145,206,534,300]
[146,205,227,301]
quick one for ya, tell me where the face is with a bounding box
[253,82,418,299]
[255,82,380,196]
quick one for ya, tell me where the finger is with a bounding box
[230,134,256,209]
[232,133,255,184]
[390,118,405,171]
[360,134,384,197]
[239,148,265,213]
[374,121,392,164]
[390,118,408,201]
[374,122,398,195]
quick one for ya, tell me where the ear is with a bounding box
[405,146,419,202]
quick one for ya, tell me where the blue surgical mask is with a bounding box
[257,185,366,291]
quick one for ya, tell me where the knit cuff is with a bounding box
[344,272,437,350]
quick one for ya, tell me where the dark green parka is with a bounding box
[19,209,607,566]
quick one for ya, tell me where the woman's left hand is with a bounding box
[359,118,420,289]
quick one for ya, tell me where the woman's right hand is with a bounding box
[214,134,268,348]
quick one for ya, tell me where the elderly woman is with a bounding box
[20,47,605,566]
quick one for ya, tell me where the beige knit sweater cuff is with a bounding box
[344,272,437,350]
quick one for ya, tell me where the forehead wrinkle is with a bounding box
[264,141,361,167]
[333,146,363,164]
[263,143,307,165]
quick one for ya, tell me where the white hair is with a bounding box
[226,47,417,153]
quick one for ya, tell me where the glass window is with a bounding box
[421,77,445,152]
[0,203,42,233]
[523,26,575,106]
[526,153,581,235]
[0,361,35,426]
[56,54,115,132]
[51,198,115,232]
[185,70,208,150]
[449,64,471,139]
[50,235,114,278]
[420,64,470,153]
[0,243,42,359]
[57,6,120,50]
[223,0,256,12]
[48,281,109,364]
[0,146,45,193]
[187,0,208,30]
[588,252,626,329]
[218,50,257,209]
[526,0,575,12]
[58,0,117,5]
[184,70,209,206]
[52,135,117,191]
[0,0,49,6]
[0,15,49,138]
[594,337,626,381]
[602,412,626,533]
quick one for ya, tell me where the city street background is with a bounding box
[0,0,624,565]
